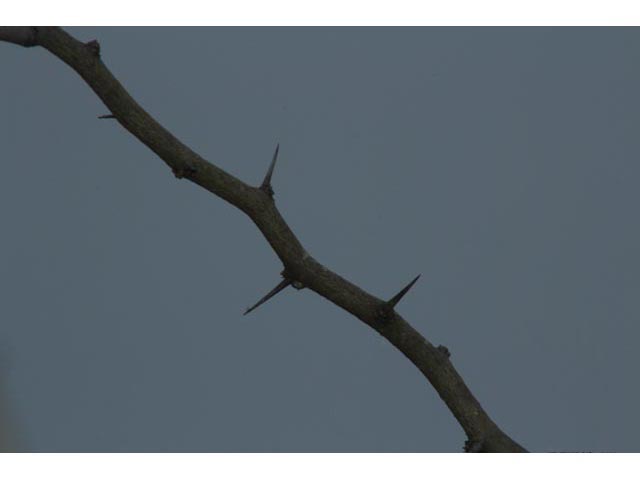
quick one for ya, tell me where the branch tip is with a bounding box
[387,274,421,308]
[260,143,280,196]
[243,278,291,315]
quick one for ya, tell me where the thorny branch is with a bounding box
[0,26,526,452]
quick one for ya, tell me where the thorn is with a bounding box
[243,278,291,315]
[387,274,421,308]
[260,143,279,196]
[98,114,116,119]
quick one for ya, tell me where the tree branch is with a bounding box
[0,26,526,452]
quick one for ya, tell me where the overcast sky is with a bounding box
[1,27,639,452]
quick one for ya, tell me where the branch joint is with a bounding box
[85,39,101,58]
[172,163,198,179]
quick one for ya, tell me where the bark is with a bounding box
[0,26,526,452]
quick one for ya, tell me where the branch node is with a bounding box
[437,344,451,358]
[243,277,292,315]
[260,143,279,197]
[282,269,305,290]
[172,163,198,179]
[387,274,421,308]
[376,302,395,324]
[464,437,485,453]
[85,39,101,57]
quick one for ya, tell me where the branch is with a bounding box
[0,27,526,452]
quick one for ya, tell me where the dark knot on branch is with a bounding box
[85,39,101,57]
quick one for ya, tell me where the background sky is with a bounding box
[1,27,639,452]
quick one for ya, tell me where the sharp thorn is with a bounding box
[98,114,116,119]
[387,274,421,308]
[260,143,279,196]
[243,277,291,315]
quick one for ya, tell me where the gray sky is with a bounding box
[1,27,639,452]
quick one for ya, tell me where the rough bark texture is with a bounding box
[0,26,527,452]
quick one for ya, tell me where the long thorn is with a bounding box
[243,277,291,315]
[98,114,115,119]
[387,274,421,308]
[260,143,279,196]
